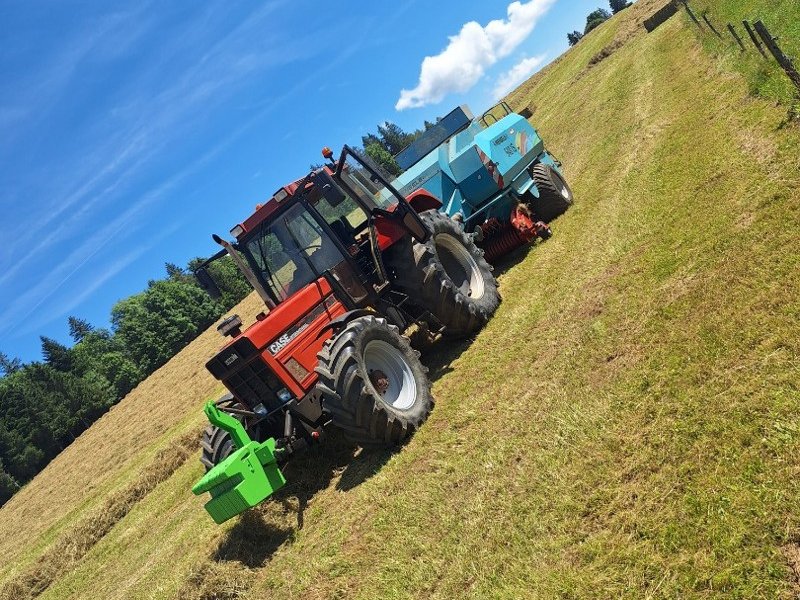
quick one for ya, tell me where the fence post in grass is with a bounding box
[743,20,768,59]
[727,23,746,52]
[678,1,702,29]
[701,13,722,37]
[754,20,800,92]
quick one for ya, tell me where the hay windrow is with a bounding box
[0,430,198,600]
[175,562,253,600]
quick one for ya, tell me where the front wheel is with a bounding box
[529,163,573,222]
[386,209,500,336]
[199,394,241,471]
[315,316,434,446]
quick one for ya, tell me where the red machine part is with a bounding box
[479,204,551,263]
[373,190,442,249]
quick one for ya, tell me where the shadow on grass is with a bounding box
[212,511,293,568]
[209,429,393,567]
[490,238,542,275]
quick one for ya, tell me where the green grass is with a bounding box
[2,0,800,597]
[685,0,800,111]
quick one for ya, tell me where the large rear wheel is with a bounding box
[316,316,434,446]
[529,162,573,222]
[386,209,500,336]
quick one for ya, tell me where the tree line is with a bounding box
[567,0,632,46]
[359,120,438,176]
[0,256,249,505]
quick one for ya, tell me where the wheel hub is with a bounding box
[363,340,417,410]
[433,233,486,300]
[369,369,390,395]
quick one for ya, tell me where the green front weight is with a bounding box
[192,401,286,524]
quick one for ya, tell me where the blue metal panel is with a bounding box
[393,151,443,198]
[473,114,544,184]
[395,105,474,170]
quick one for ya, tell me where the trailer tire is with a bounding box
[386,209,500,336]
[530,163,573,222]
[316,316,433,446]
[199,394,241,471]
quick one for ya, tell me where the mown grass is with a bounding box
[0,432,196,600]
[1,0,799,597]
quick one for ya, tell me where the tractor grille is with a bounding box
[223,359,282,409]
[206,337,283,411]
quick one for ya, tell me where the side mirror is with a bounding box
[195,267,222,299]
[322,184,346,207]
[402,211,429,242]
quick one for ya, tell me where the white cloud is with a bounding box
[492,54,546,100]
[395,0,556,110]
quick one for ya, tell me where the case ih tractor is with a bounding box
[191,146,500,524]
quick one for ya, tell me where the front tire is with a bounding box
[529,163,573,222]
[386,209,500,336]
[199,394,240,471]
[316,316,434,446]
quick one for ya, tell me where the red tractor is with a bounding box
[191,147,500,522]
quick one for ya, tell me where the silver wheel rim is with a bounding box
[434,233,486,300]
[364,340,417,411]
[554,172,571,200]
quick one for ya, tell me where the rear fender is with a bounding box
[319,309,374,336]
[406,189,442,213]
[374,191,443,249]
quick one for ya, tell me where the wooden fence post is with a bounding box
[701,13,722,37]
[754,20,800,92]
[679,1,702,29]
[727,23,746,52]
[742,20,767,59]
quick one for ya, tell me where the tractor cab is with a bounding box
[198,146,429,314]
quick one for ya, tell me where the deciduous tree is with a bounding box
[585,8,612,33]
[568,31,584,46]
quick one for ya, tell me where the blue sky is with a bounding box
[0,0,606,363]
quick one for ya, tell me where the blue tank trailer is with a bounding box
[390,103,573,262]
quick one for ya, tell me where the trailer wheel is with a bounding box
[387,209,500,336]
[529,163,573,222]
[199,394,241,471]
[316,316,434,446]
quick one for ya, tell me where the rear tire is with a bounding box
[316,316,433,446]
[529,163,573,222]
[199,394,241,471]
[386,209,500,336]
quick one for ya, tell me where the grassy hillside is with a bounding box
[2,0,799,597]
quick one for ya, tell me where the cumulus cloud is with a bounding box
[395,0,556,110]
[492,54,546,100]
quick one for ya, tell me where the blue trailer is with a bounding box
[390,102,573,262]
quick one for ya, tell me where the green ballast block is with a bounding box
[192,401,286,524]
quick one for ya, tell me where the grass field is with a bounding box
[1,0,799,597]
